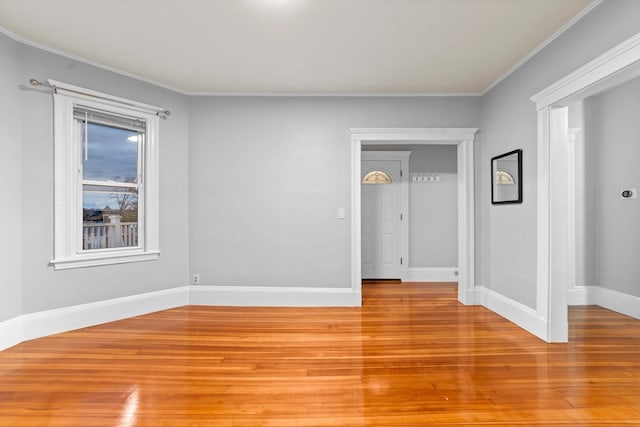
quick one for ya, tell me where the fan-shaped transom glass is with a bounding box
[496,170,515,185]
[362,170,393,184]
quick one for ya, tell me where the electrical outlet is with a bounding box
[192,274,200,284]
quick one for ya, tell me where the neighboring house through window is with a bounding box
[50,81,161,270]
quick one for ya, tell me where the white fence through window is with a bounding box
[83,222,138,249]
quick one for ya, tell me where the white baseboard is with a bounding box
[0,316,24,352]
[0,285,361,351]
[5,282,635,353]
[190,285,362,307]
[17,282,622,350]
[569,285,640,319]
[568,285,595,305]
[476,286,548,341]
[403,267,458,282]
[459,287,478,306]
[0,286,190,351]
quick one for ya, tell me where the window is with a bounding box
[495,170,515,185]
[50,81,160,269]
[362,170,393,184]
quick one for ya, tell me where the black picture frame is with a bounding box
[491,149,522,205]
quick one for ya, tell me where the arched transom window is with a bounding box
[495,170,515,185]
[362,170,393,185]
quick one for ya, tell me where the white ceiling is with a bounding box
[0,0,594,95]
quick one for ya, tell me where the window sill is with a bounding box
[50,251,160,270]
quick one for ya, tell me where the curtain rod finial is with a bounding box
[29,78,40,87]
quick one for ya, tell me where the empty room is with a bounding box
[0,0,639,425]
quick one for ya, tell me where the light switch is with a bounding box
[337,208,346,219]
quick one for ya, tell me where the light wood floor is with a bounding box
[1,282,639,426]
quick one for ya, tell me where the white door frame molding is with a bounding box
[350,128,478,305]
[531,32,640,342]
[361,151,411,280]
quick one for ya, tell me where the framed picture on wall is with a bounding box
[491,149,522,204]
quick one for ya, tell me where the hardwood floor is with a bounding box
[0,282,639,426]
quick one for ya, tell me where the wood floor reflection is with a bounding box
[1,282,639,426]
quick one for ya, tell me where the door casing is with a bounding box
[531,33,640,342]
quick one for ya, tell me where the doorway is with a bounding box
[350,128,478,306]
[566,78,640,319]
[361,153,405,279]
[531,33,640,342]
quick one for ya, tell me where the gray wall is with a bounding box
[409,146,458,268]
[0,34,22,322]
[188,97,479,287]
[478,0,640,309]
[16,42,191,314]
[583,77,640,297]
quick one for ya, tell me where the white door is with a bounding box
[361,159,402,279]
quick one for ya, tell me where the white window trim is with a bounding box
[50,81,160,270]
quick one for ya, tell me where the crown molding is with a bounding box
[188,91,482,97]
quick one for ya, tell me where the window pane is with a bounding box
[362,170,393,184]
[82,122,139,183]
[82,186,139,250]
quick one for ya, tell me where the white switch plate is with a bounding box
[337,208,346,219]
